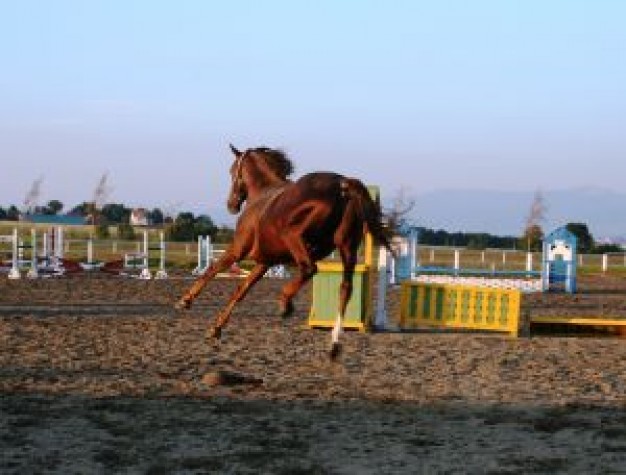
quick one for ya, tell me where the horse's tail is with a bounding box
[341,178,393,253]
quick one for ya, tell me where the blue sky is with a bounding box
[1,1,625,229]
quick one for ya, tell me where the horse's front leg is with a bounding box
[175,250,238,310]
[210,264,269,340]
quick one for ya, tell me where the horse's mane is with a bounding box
[253,147,294,178]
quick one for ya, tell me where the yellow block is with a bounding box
[531,316,626,327]
[400,282,521,337]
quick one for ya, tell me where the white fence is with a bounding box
[2,230,625,275]
[416,246,625,273]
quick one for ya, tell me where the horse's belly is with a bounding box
[249,232,293,264]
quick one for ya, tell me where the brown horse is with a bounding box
[176,145,391,359]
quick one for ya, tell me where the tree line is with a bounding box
[414,223,621,254]
[1,199,621,253]
[0,200,234,244]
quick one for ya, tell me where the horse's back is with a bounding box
[293,172,345,196]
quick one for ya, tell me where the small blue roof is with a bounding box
[545,226,577,244]
[21,214,87,225]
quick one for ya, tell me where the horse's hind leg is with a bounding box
[330,244,357,360]
[175,250,238,310]
[278,264,316,318]
[209,264,268,339]
[278,235,317,317]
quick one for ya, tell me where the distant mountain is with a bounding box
[201,187,625,243]
[410,187,626,240]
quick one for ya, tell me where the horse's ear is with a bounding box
[229,144,242,157]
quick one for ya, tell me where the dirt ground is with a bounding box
[1,273,625,474]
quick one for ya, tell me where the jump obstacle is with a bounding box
[389,226,577,294]
[0,227,66,279]
[308,217,626,337]
[123,231,168,279]
[400,282,521,337]
[1,227,287,281]
[307,189,534,336]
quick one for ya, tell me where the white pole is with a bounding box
[139,230,151,279]
[42,232,48,262]
[197,236,202,269]
[454,249,460,271]
[375,248,388,329]
[55,227,64,259]
[87,238,93,264]
[502,251,506,268]
[409,231,417,279]
[8,228,20,279]
[602,254,608,273]
[526,252,533,272]
[430,248,435,263]
[155,231,168,279]
[481,251,485,264]
[27,229,38,279]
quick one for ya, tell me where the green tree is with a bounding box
[594,243,622,253]
[6,205,20,220]
[519,224,544,251]
[47,200,64,215]
[165,212,219,242]
[565,222,594,253]
[166,212,196,241]
[69,202,91,216]
[95,223,111,239]
[117,223,136,240]
[101,203,131,224]
[148,208,164,226]
[194,214,217,238]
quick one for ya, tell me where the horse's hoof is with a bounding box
[330,342,342,361]
[208,326,222,340]
[280,300,295,319]
[174,298,192,311]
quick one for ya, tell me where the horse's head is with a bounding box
[226,144,295,214]
[227,144,248,214]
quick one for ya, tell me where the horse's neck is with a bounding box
[246,178,290,203]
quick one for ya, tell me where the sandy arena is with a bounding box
[1,273,625,474]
